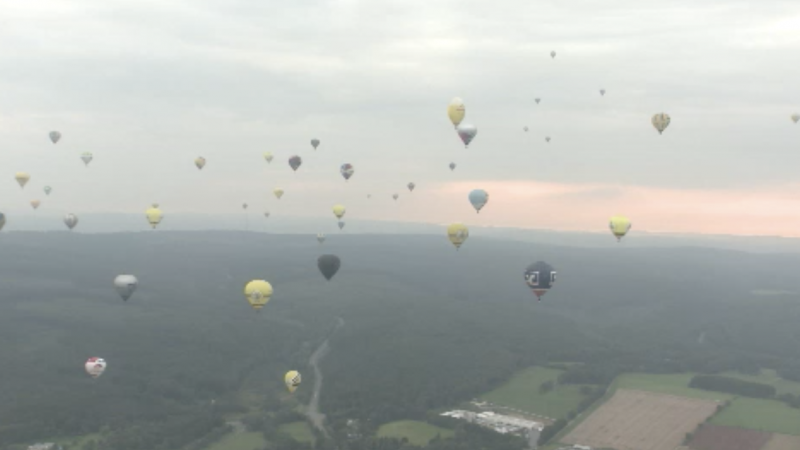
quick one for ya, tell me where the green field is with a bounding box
[377,420,454,446]
[480,367,589,419]
[37,433,101,448]
[711,397,800,435]
[279,421,315,443]
[721,369,800,397]
[614,373,735,401]
[205,431,267,450]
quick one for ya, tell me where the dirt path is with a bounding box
[305,317,344,438]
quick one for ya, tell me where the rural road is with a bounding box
[305,317,345,439]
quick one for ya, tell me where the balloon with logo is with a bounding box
[244,280,273,311]
[524,261,556,301]
[447,97,466,128]
[447,223,469,250]
[85,357,107,378]
[285,370,301,393]
[340,164,354,181]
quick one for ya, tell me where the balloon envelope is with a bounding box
[146,207,163,229]
[0,213,6,231]
[311,139,320,150]
[195,157,206,169]
[609,216,632,241]
[340,164,354,180]
[85,357,107,378]
[64,213,78,230]
[274,188,284,199]
[264,152,274,163]
[15,172,30,188]
[81,152,93,166]
[524,261,556,300]
[468,189,489,213]
[338,221,345,230]
[285,370,301,393]
[318,254,341,281]
[407,182,415,192]
[30,200,41,210]
[244,280,273,311]
[456,124,477,147]
[652,113,671,134]
[447,223,469,249]
[49,131,61,144]
[114,275,138,301]
[332,204,346,219]
[289,156,302,171]
[447,97,466,128]
[317,233,325,244]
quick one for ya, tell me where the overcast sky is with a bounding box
[1,0,799,236]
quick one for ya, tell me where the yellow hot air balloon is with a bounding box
[15,172,30,188]
[195,157,206,170]
[274,188,284,200]
[332,204,346,220]
[30,200,41,210]
[145,206,163,229]
[447,223,469,250]
[244,280,273,311]
[447,97,466,128]
[609,216,632,241]
[264,152,274,164]
[284,370,301,393]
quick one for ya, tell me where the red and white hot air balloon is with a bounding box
[85,357,107,378]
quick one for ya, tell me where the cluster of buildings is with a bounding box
[440,409,544,437]
[27,444,61,450]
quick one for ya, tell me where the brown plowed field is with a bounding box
[689,424,772,450]
[762,434,800,450]
[561,389,719,450]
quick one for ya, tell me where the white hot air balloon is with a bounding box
[114,275,139,301]
[64,213,78,230]
[85,357,107,378]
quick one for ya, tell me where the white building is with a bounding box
[441,410,544,436]
[28,444,58,450]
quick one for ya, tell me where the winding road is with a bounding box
[305,317,345,438]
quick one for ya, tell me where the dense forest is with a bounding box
[1,231,800,449]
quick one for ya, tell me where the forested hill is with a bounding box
[1,231,799,449]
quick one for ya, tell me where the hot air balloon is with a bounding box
[535,98,541,104]
[447,97,466,128]
[81,152,93,166]
[652,113,671,134]
[340,164,354,181]
[311,139,320,150]
[274,188,284,199]
[338,221,345,230]
[318,254,341,281]
[447,223,469,250]
[792,114,799,124]
[289,156,302,172]
[545,137,551,143]
[317,233,325,244]
[64,213,78,230]
[242,203,248,210]
[468,189,489,213]
[550,51,556,58]
[449,162,456,171]
[152,203,159,208]
[392,193,399,200]
[332,204,346,220]
[44,186,52,195]
[609,216,632,242]
[145,206,163,229]
[524,261,556,301]
[195,157,206,170]
[264,211,270,218]
[285,370,301,393]
[244,280,273,311]
[30,200,41,210]
[114,275,138,301]
[407,182,415,192]
[524,126,529,132]
[49,131,61,144]
[456,124,477,148]
[85,357,107,378]
[0,213,6,231]
[264,152,274,163]
[15,172,30,188]
[600,89,606,96]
